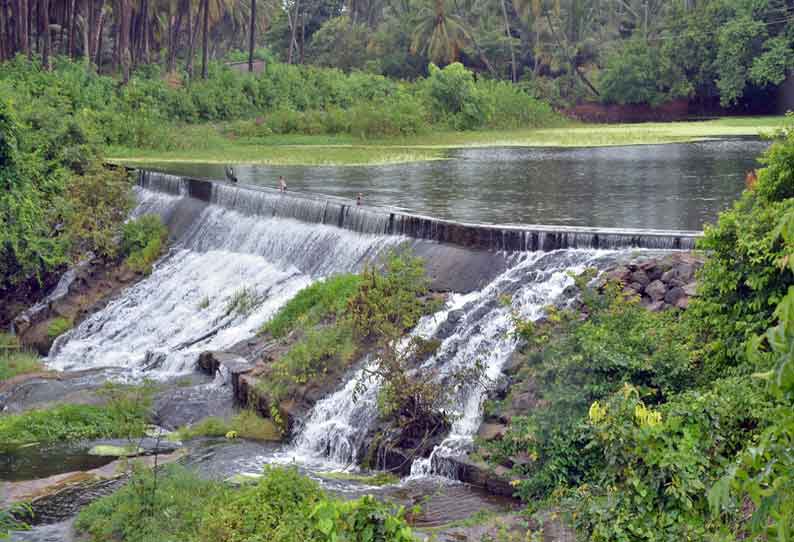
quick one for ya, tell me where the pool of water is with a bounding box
[141,139,768,231]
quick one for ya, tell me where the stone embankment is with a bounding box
[597,252,703,310]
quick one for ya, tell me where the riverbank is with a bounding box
[108,116,786,166]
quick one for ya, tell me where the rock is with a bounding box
[675,296,690,309]
[477,423,508,441]
[502,351,525,376]
[638,259,658,272]
[645,280,667,302]
[623,282,643,296]
[630,270,650,288]
[664,286,686,306]
[443,456,515,498]
[683,282,698,297]
[605,266,631,284]
[511,391,536,412]
[647,301,666,312]
[488,375,510,401]
[660,269,675,283]
[88,445,144,457]
[675,263,696,283]
[224,472,263,486]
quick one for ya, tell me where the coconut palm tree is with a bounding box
[410,0,473,65]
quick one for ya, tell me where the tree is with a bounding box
[410,0,473,65]
[248,0,256,70]
[200,0,208,77]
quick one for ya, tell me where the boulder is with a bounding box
[664,286,686,306]
[630,270,651,288]
[477,423,508,441]
[647,301,666,312]
[683,282,698,297]
[605,266,632,284]
[645,280,667,302]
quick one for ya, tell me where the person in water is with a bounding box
[225,165,238,183]
[356,193,363,206]
[279,176,287,192]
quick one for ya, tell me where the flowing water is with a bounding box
[12,143,745,538]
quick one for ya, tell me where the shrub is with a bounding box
[121,215,168,274]
[173,411,281,441]
[688,120,794,377]
[421,62,489,130]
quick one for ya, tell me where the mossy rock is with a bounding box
[87,444,144,457]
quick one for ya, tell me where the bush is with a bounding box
[421,62,489,130]
[47,317,73,339]
[121,215,168,274]
[688,121,794,377]
[173,411,281,441]
[78,466,414,542]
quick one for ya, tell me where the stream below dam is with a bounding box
[4,140,763,539]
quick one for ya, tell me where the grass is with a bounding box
[225,287,258,316]
[106,116,787,166]
[46,317,73,339]
[261,274,361,338]
[0,333,42,382]
[172,410,281,441]
[0,403,146,445]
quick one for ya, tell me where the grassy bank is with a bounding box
[107,116,786,167]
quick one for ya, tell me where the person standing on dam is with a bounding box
[279,176,287,192]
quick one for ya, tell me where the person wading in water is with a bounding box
[279,176,287,192]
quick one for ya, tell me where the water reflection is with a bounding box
[142,139,768,230]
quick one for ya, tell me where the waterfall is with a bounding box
[277,292,480,470]
[409,249,613,477]
[275,249,615,479]
[138,170,701,251]
[46,185,403,378]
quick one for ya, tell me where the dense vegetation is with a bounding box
[1,0,790,112]
[0,333,41,382]
[76,465,414,542]
[483,122,794,540]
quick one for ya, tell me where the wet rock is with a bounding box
[606,266,631,284]
[488,375,510,401]
[511,390,537,413]
[436,310,464,340]
[443,456,515,498]
[645,280,667,302]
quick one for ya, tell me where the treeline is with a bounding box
[0,0,792,109]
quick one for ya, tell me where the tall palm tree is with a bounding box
[410,0,472,65]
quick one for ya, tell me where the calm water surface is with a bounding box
[143,139,768,230]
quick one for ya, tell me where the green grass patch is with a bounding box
[172,411,281,442]
[0,402,147,445]
[257,323,357,405]
[46,317,73,339]
[316,471,399,486]
[261,274,361,338]
[0,333,42,382]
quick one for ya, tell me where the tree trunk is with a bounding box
[287,0,299,64]
[248,0,255,71]
[40,0,48,68]
[68,0,76,57]
[185,0,193,77]
[25,0,32,57]
[95,6,103,69]
[82,1,90,65]
[119,0,131,82]
[200,0,207,78]
[500,0,516,82]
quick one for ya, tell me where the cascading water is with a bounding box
[410,249,612,478]
[277,249,615,480]
[47,183,402,378]
[279,292,480,470]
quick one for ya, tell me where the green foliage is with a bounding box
[689,120,794,377]
[77,466,414,542]
[0,333,41,382]
[46,316,73,339]
[0,394,149,445]
[492,285,696,500]
[598,38,689,106]
[121,215,168,274]
[262,273,361,338]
